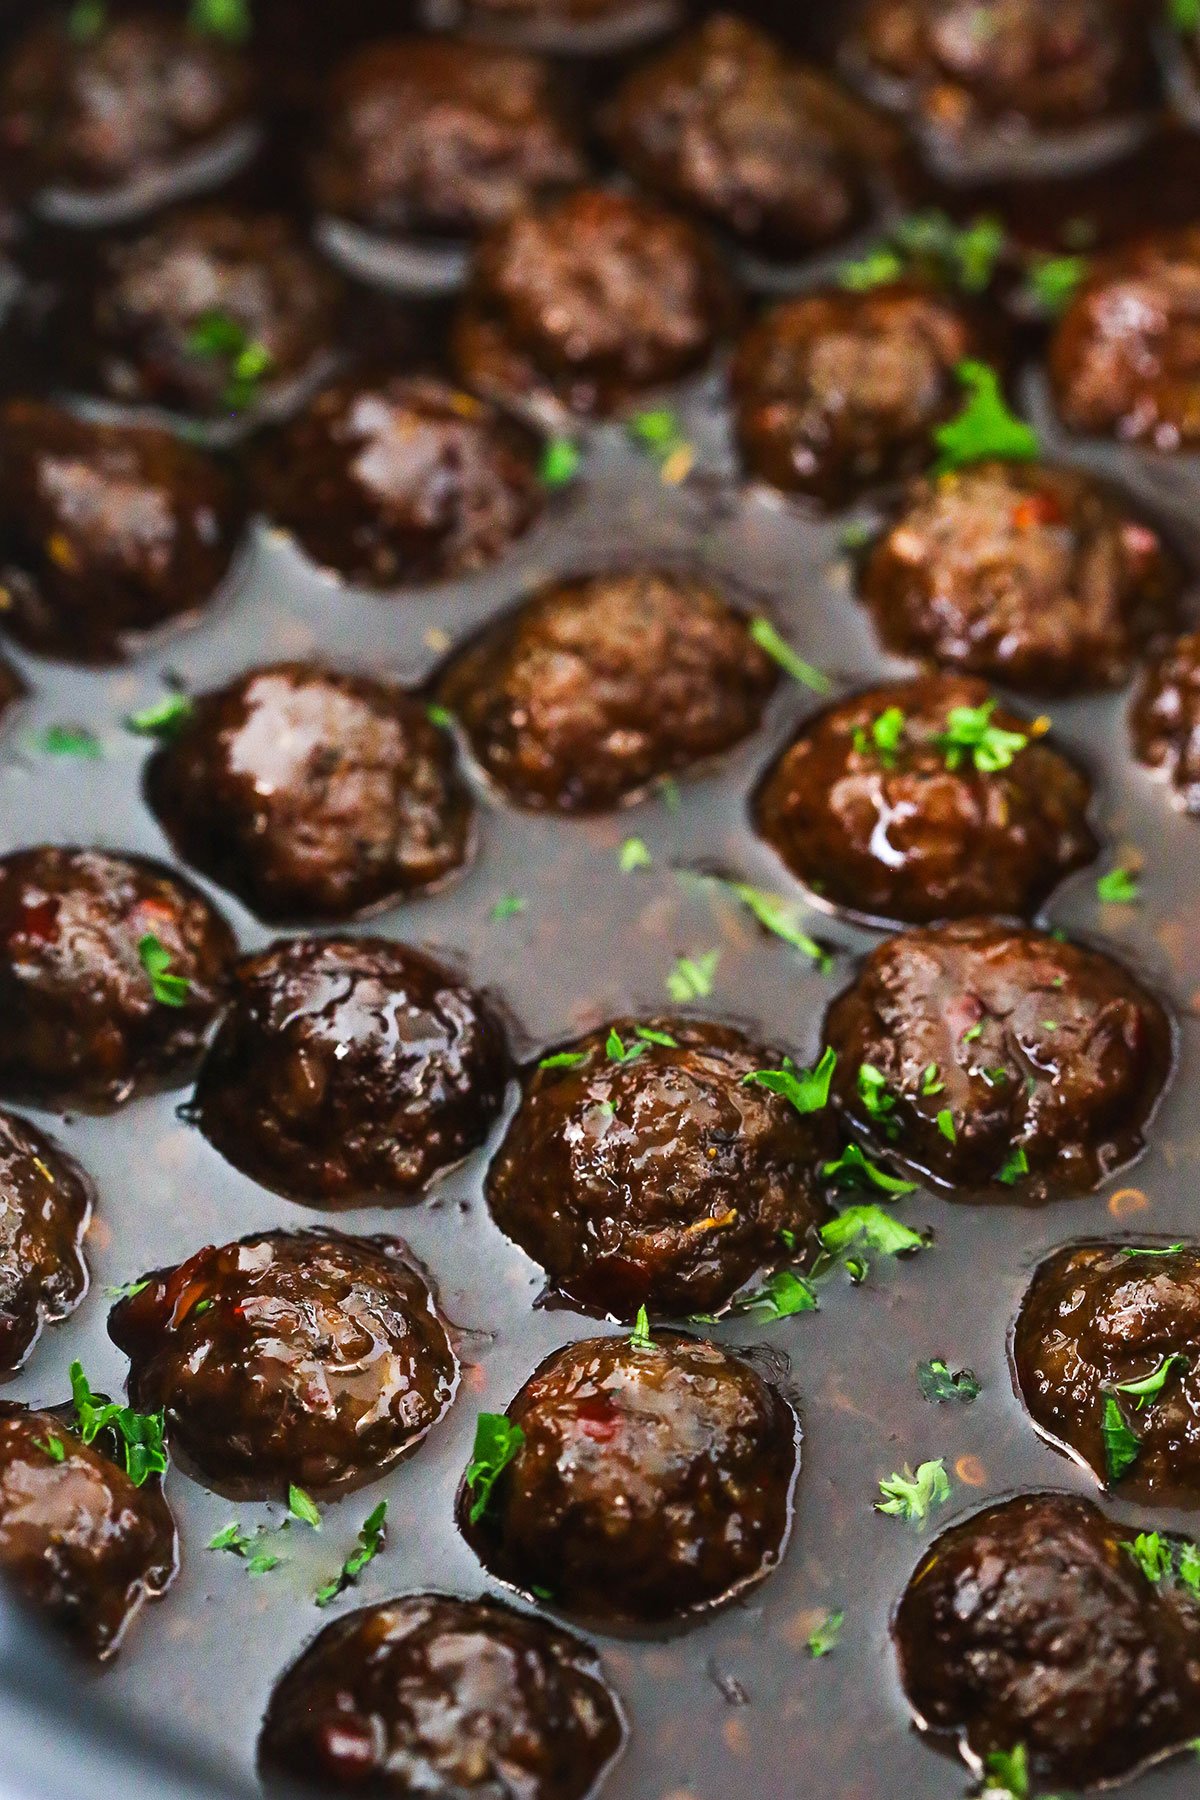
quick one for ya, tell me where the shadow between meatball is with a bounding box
[1132,629,1200,814]
[0,1111,91,1377]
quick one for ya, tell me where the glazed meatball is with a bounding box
[823,919,1171,1197]
[894,1492,1200,1789]
[143,662,472,923]
[862,460,1182,694]
[194,936,509,1206]
[438,569,777,812]
[451,188,736,418]
[461,1331,798,1624]
[312,38,584,240]
[486,1018,831,1319]
[606,15,880,258]
[1050,228,1200,451]
[1132,630,1200,813]
[732,285,977,507]
[0,1401,176,1660]
[0,846,235,1108]
[259,1594,626,1799]
[754,674,1096,926]
[0,1111,91,1376]
[0,10,252,201]
[0,399,241,661]
[1016,1242,1200,1500]
[253,374,542,587]
[87,207,344,420]
[109,1230,457,1497]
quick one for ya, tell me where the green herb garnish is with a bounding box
[35,1436,66,1463]
[1097,866,1141,904]
[1171,0,1200,33]
[932,361,1040,475]
[1023,254,1088,316]
[666,949,719,1003]
[983,1745,1030,1800]
[917,1359,980,1404]
[464,1415,524,1526]
[744,1047,836,1115]
[821,1143,917,1195]
[539,437,581,489]
[288,1485,321,1529]
[936,1108,956,1143]
[629,1306,654,1350]
[538,1050,588,1071]
[188,0,252,42]
[747,618,831,694]
[1115,1353,1189,1409]
[104,1277,151,1300]
[724,881,828,969]
[426,703,455,731]
[736,1269,819,1320]
[67,0,106,42]
[69,1362,166,1487]
[606,1028,649,1065]
[1121,1243,1185,1258]
[996,1146,1030,1187]
[207,1522,283,1576]
[490,894,526,921]
[138,933,191,1008]
[1102,1395,1141,1483]
[1122,1531,1174,1584]
[839,210,1005,296]
[933,699,1028,773]
[876,1459,950,1525]
[185,310,274,410]
[314,1501,388,1607]
[125,694,194,738]
[821,1205,926,1258]
[619,836,652,873]
[856,1063,896,1129]
[807,1608,845,1658]
[31,726,102,760]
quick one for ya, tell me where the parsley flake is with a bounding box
[69,1362,166,1487]
[35,1436,66,1463]
[876,1459,950,1525]
[464,1414,525,1525]
[314,1501,388,1608]
[735,1269,818,1320]
[821,1142,917,1195]
[932,361,1040,475]
[1102,1394,1141,1483]
[288,1485,321,1529]
[185,310,274,410]
[490,894,526,921]
[1172,0,1200,32]
[723,881,829,968]
[1121,1243,1185,1258]
[125,694,194,738]
[629,1306,655,1351]
[934,699,1028,773]
[31,726,102,760]
[208,1521,283,1576]
[666,949,719,1003]
[67,0,106,41]
[138,933,191,1008]
[619,836,652,873]
[539,437,581,489]
[917,1358,980,1404]
[104,1277,151,1300]
[606,1028,650,1066]
[1097,866,1141,904]
[983,1744,1030,1800]
[821,1205,926,1258]
[744,1047,836,1115]
[1122,1531,1174,1585]
[936,1108,956,1143]
[996,1146,1030,1187]
[920,1062,945,1096]
[857,1063,896,1127]
[747,618,831,694]
[1023,253,1088,316]
[839,210,1005,296]
[1115,1353,1189,1409]
[538,1050,588,1071]
[807,1608,845,1658]
[189,0,252,41]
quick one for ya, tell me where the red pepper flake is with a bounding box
[574,1395,620,1443]
[1012,492,1064,531]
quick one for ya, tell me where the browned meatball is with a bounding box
[486,1017,831,1320]
[194,936,509,1206]
[312,38,584,240]
[0,10,253,201]
[461,1331,798,1624]
[894,1492,1200,1790]
[1132,629,1200,814]
[754,674,1096,926]
[109,1230,458,1498]
[1050,229,1200,451]
[862,460,1182,694]
[606,15,879,258]
[0,846,235,1108]
[258,1594,626,1798]
[451,188,737,418]
[1015,1242,1200,1500]
[731,285,976,506]
[823,919,1172,1198]
[143,662,472,923]
[253,374,542,587]
[0,1111,91,1376]
[438,569,776,812]
[87,207,344,421]
[0,1401,176,1660]
[0,399,241,662]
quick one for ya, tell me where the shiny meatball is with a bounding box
[253,374,542,587]
[258,1594,626,1798]
[731,285,976,507]
[194,936,509,1206]
[109,1230,457,1497]
[754,674,1096,926]
[1050,229,1200,451]
[0,399,241,662]
[1016,1242,1200,1500]
[461,1331,798,1623]
[823,919,1172,1197]
[0,10,252,200]
[451,187,736,418]
[486,1017,831,1319]
[438,569,776,812]
[87,206,344,420]
[606,15,879,257]
[894,1492,1200,1790]
[144,662,472,923]
[862,460,1182,694]
[312,38,584,240]
[0,1111,91,1376]
[1132,630,1200,814]
[0,846,235,1108]
[0,1402,176,1660]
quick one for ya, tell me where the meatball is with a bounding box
[253,374,542,588]
[1015,1242,1200,1500]
[312,38,584,241]
[823,919,1172,1198]
[894,1492,1200,1790]
[605,15,879,258]
[0,1111,91,1376]
[1050,228,1200,452]
[753,674,1096,926]
[731,285,976,507]
[143,662,472,923]
[0,399,241,662]
[862,460,1182,694]
[461,1331,798,1624]
[109,1230,457,1498]
[194,936,509,1206]
[1132,630,1200,814]
[258,1594,626,1799]
[0,10,253,202]
[87,206,344,421]
[0,846,235,1108]
[0,1401,176,1660]
[486,1017,831,1319]
[438,569,777,812]
[451,188,737,418]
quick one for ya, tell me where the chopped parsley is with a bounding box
[1171,0,1200,31]
[821,1205,926,1258]
[934,700,1028,773]
[627,409,693,481]
[288,1485,321,1529]
[839,210,1005,296]
[1023,253,1088,316]
[1121,1242,1185,1258]
[875,1459,950,1525]
[932,361,1040,476]
[1096,866,1141,904]
[747,618,831,694]
[464,1414,525,1525]
[633,1026,678,1049]
[30,726,102,760]
[666,949,719,1003]
[996,1146,1030,1187]
[1115,1353,1189,1409]
[426,703,455,731]
[807,1608,845,1658]
[736,1269,818,1320]
[856,1063,897,1130]
[744,1047,836,1115]
[125,694,194,738]
[207,1521,283,1577]
[1122,1531,1175,1585]
[920,1063,945,1096]
[138,933,191,1008]
[619,836,652,873]
[853,704,906,766]
[983,1745,1029,1800]
[69,1362,166,1487]
[104,1277,151,1300]
[917,1359,980,1404]
[188,0,252,41]
[35,1436,66,1463]
[1102,1395,1141,1483]
[314,1501,388,1608]
[185,310,274,411]
[67,0,106,41]
[490,894,526,921]
[723,881,828,969]
[821,1142,917,1195]
[629,1306,655,1351]
[606,1028,650,1065]
[936,1108,956,1143]
[539,437,581,489]
[539,1050,588,1071]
